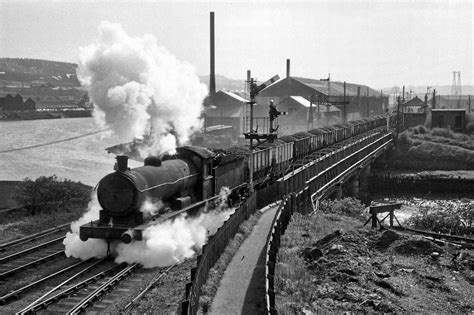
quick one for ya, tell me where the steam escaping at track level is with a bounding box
[77,21,207,157]
[64,187,235,268]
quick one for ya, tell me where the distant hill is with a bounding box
[0,58,80,86]
[199,74,246,92]
[0,58,246,92]
[382,85,474,96]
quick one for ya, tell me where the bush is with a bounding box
[467,122,474,134]
[431,127,454,139]
[12,175,91,215]
[319,197,365,218]
[406,206,473,236]
[411,125,428,134]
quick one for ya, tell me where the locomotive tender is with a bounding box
[79,114,395,244]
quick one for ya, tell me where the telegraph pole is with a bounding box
[343,82,347,122]
[396,96,401,137]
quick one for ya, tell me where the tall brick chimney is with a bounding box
[209,12,216,95]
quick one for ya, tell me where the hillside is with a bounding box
[0,58,245,93]
[0,58,80,87]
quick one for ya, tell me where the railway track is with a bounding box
[391,225,474,249]
[0,223,70,252]
[0,235,66,280]
[17,260,182,314]
[18,258,127,314]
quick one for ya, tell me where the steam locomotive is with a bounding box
[79,114,395,244]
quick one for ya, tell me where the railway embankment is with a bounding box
[373,126,474,172]
[370,126,474,194]
[274,200,474,314]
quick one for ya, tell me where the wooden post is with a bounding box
[371,212,378,228]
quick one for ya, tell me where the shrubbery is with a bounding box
[393,126,474,169]
[467,122,474,134]
[406,204,473,236]
[12,175,91,215]
[319,197,365,218]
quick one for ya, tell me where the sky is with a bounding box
[0,0,472,89]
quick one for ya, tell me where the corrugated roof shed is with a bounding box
[292,77,380,97]
[289,96,341,112]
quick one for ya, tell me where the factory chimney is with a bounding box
[286,59,291,78]
[209,12,216,95]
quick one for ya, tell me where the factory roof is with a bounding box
[220,90,248,102]
[432,108,466,112]
[288,96,341,112]
[292,77,381,97]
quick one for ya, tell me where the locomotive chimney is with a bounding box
[209,11,216,95]
[286,59,290,78]
[116,155,129,172]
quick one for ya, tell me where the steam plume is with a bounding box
[63,193,108,259]
[78,21,207,156]
[115,187,235,267]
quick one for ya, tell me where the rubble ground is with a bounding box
[275,213,473,314]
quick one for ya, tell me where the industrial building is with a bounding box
[431,109,466,132]
[430,95,472,112]
[256,60,388,122]
[0,93,36,111]
[202,90,247,138]
[251,96,341,135]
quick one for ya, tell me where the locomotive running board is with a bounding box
[79,220,143,243]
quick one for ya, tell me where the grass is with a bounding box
[390,126,474,170]
[0,205,83,243]
[199,212,261,313]
[275,212,364,313]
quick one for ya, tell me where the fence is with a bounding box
[180,193,257,314]
[263,193,297,314]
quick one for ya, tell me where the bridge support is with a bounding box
[351,177,360,197]
[359,164,372,193]
[335,184,343,200]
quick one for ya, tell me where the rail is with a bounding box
[19,261,121,314]
[67,263,139,314]
[122,262,179,314]
[0,250,64,280]
[0,260,92,305]
[0,236,64,263]
[0,223,70,251]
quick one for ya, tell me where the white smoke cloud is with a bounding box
[114,187,235,268]
[114,207,235,268]
[78,21,207,157]
[140,197,165,218]
[64,183,236,267]
[63,192,109,260]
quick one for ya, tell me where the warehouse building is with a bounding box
[256,60,388,121]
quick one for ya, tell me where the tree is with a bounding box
[12,175,91,215]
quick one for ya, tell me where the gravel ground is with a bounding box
[276,221,473,314]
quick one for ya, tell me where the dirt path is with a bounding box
[209,202,280,315]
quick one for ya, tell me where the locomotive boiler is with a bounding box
[80,146,219,244]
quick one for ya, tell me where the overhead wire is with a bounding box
[0,128,111,154]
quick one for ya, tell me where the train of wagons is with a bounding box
[80,114,396,244]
